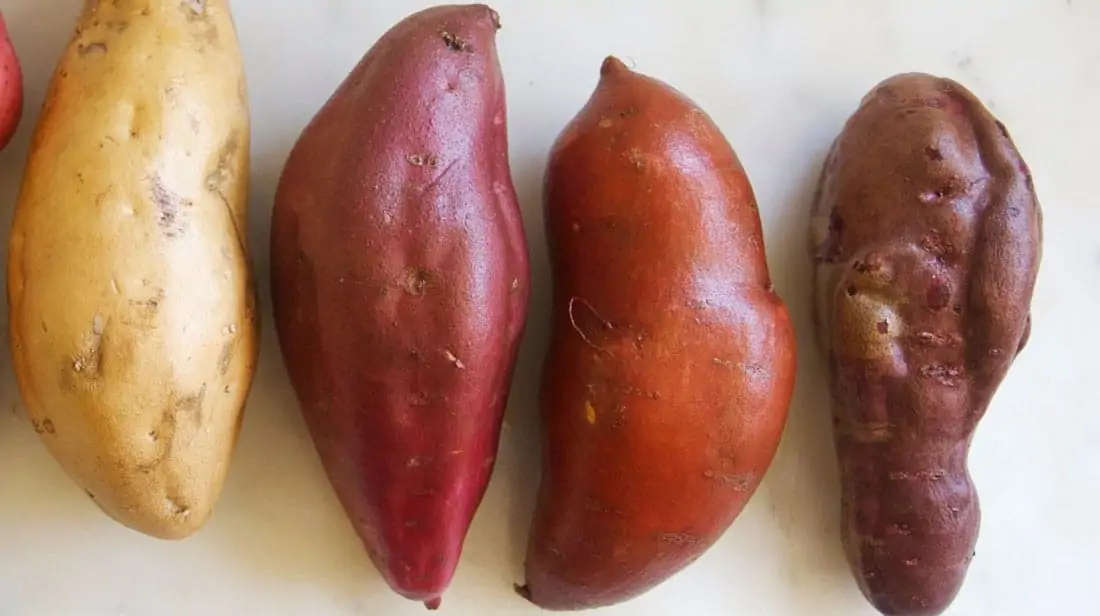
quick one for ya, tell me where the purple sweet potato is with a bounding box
[269,5,529,609]
[810,73,1042,615]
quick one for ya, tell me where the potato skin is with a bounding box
[7,0,256,540]
[0,10,23,151]
[269,5,529,609]
[519,57,796,611]
[809,73,1042,615]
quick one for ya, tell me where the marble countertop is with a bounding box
[0,1,1094,614]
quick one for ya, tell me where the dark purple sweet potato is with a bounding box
[809,73,1042,615]
[269,4,529,609]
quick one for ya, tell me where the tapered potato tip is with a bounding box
[600,55,632,78]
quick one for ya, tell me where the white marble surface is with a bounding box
[0,1,1095,614]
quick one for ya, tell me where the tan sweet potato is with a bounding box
[519,57,796,611]
[809,73,1042,615]
[8,0,256,540]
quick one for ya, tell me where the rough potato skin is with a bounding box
[809,73,1042,615]
[6,0,257,540]
[0,9,23,151]
[519,57,796,611]
[269,5,529,609]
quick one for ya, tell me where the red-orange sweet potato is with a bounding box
[519,57,797,611]
[809,73,1042,616]
[269,5,529,609]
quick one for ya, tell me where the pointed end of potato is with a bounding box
[514,583,532,602]
[601,55,631,78]
[424,597,442,610]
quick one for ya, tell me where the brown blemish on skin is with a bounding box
[72,314,106,377]
[441,30,471,52]
[34,418,56,435]
[77,42,107,55]
[403,267,431,296]
[218,340,234,375]
[150,175,192,238]
[140,385,207,473]
[407,153,441,167]
[175,385,208,429]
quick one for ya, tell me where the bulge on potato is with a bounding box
[6,0,257,540]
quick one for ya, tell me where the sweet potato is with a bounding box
[8,0,256,540]
[0,9,23,151]
[518,57,796,610]
[269,4,529,609]
[809,73,1042,615]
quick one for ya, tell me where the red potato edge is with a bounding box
[519,57,797,610]
[809,73,1042,616]
[269,4,529,609]
[0,10,24,151]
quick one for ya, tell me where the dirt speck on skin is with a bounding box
[441,30,471,52]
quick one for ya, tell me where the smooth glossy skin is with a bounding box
[7,0,256,540]
[0,10,22,151]
[810,73,1042,616]
[520,57,796,611]
[270,5,529,609]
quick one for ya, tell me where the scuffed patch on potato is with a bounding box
[150,174,191,238]
[77,42,108,56]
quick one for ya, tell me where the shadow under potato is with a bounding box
[752,147,854,597]
[501,150,552,588]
